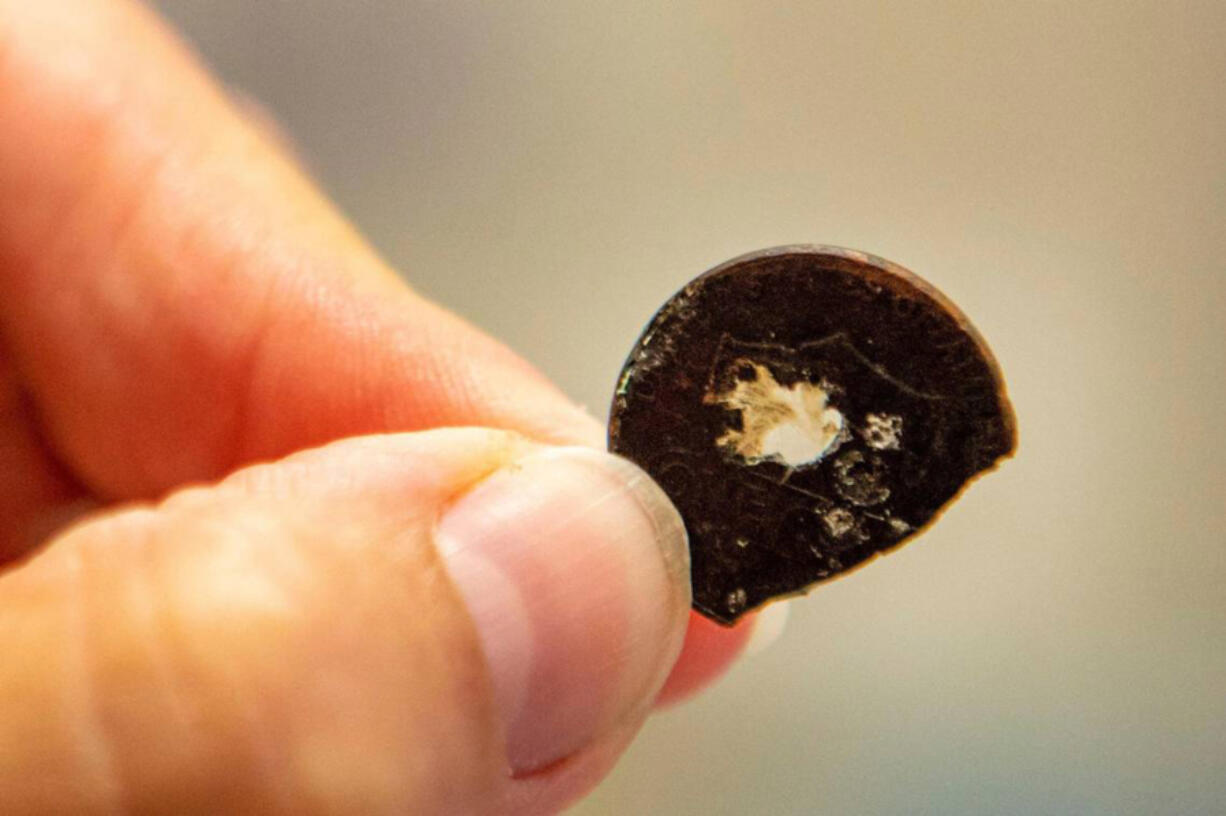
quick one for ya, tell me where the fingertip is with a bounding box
[653,610,758,707]
[435,446,691,776]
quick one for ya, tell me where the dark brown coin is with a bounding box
[608,246,1016,625]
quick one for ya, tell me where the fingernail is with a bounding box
[744,603,791,656]
[435,446,690,775]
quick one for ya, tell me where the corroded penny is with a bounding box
[608,246,1016,625]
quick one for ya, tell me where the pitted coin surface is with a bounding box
[608,246,1016,624]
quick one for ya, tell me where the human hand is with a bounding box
[0,1,753,812]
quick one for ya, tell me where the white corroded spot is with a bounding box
[888,517,911,534]
[822,507,857,538]
[735,537,750,548]
[833,449,890,506]
[862,413,903,450]
[707,362,845,468]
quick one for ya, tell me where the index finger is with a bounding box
[0,0,751,706]
[0,0,600,506]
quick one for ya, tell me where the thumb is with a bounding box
[0,429,690,815]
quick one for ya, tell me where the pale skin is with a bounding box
[0,1,752,812]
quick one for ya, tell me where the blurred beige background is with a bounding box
[154,2,1225,813]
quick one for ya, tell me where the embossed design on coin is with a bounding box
[608,246,1016,624]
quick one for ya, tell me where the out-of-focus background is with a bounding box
[154,2,1224,813]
